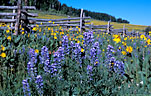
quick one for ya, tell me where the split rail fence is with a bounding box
[0,0,145,36]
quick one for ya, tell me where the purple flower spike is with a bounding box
[22,79,31,96]
[35,75,43,95]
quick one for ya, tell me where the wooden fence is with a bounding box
[0,0,146,36]
[0,0,38,35]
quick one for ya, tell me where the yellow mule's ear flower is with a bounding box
[81,48,84,52]
[35,49,39,53]
[0,52,6,58]
[22,31,24,35]
[32,27,37,31]
[7,36,11,41]
[6,29,10,33]
[1,45,5,51]
[54,36,57,39]
[48,21,52,23]
[126,46,133,53]
[122,51,126,55]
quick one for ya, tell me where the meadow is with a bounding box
[34,10,147,32]
[0,21,151,96]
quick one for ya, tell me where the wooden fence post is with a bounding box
[14,0,22,35]
[90,23,93,31]
[11,9,16,27]
[80,8,83,33]
[82,12,85,32]
[107,21,110,34]
[67,15,70,29]
[123,25,125,37]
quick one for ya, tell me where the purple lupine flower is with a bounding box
[113,61,125,75]
[50,47,64,75]
[35,75,43,95]
[147,50,150,55]
[87,65,93,71]
[87,65,93,80]
[39,46,49,64]
[27,62,37,80]
[70,41,74,47]
[109,57,116,69]
[22,45,25,54]
[62,35,69,54]
[89,42,101,65]
[105,45,125,75]
[106,45,115,61]
[107,45,115,53]
[98,38,103,46]
[108,57,125,75]
[28,48,38,64]
[83,31,94,49]
[72,43,82,64]
[19,49,22,54]
[39,46,50,73]
[133,43,136,49]
[70,41,74,53]
[27,48,37,80]
[22,79,31,96]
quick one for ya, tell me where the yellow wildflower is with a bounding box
[1,45,5,51]
[53,22,55,24]
[35,49,39,53]
[122,51,126,55]
[48,27,51,31]
[124,37,127,40]
[0,52,6,58]
[7,36,11,41]
[32,27,37,31]
[69,38,71,41]
[113,35,121,43]
[39,28,42,32]
[119,46,121,50]
[36,24,39,27]
[81,48,84,52]
[51,33,54,35]
[77,41,80,44]
[6,29,10,33]
[140,34,147,40]
[28,33,30,37]
[54,33,56,36]
[126,46,133,53]
[146,39,151,45]
[48,21,52,23]
[54,36,57,39]
[35,34,37,38]
[122,42,127,46]
[22,31,24,35]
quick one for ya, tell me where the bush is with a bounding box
[145,26,151,35]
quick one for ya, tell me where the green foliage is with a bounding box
[0,27,151,95]
[145,26,151,35]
